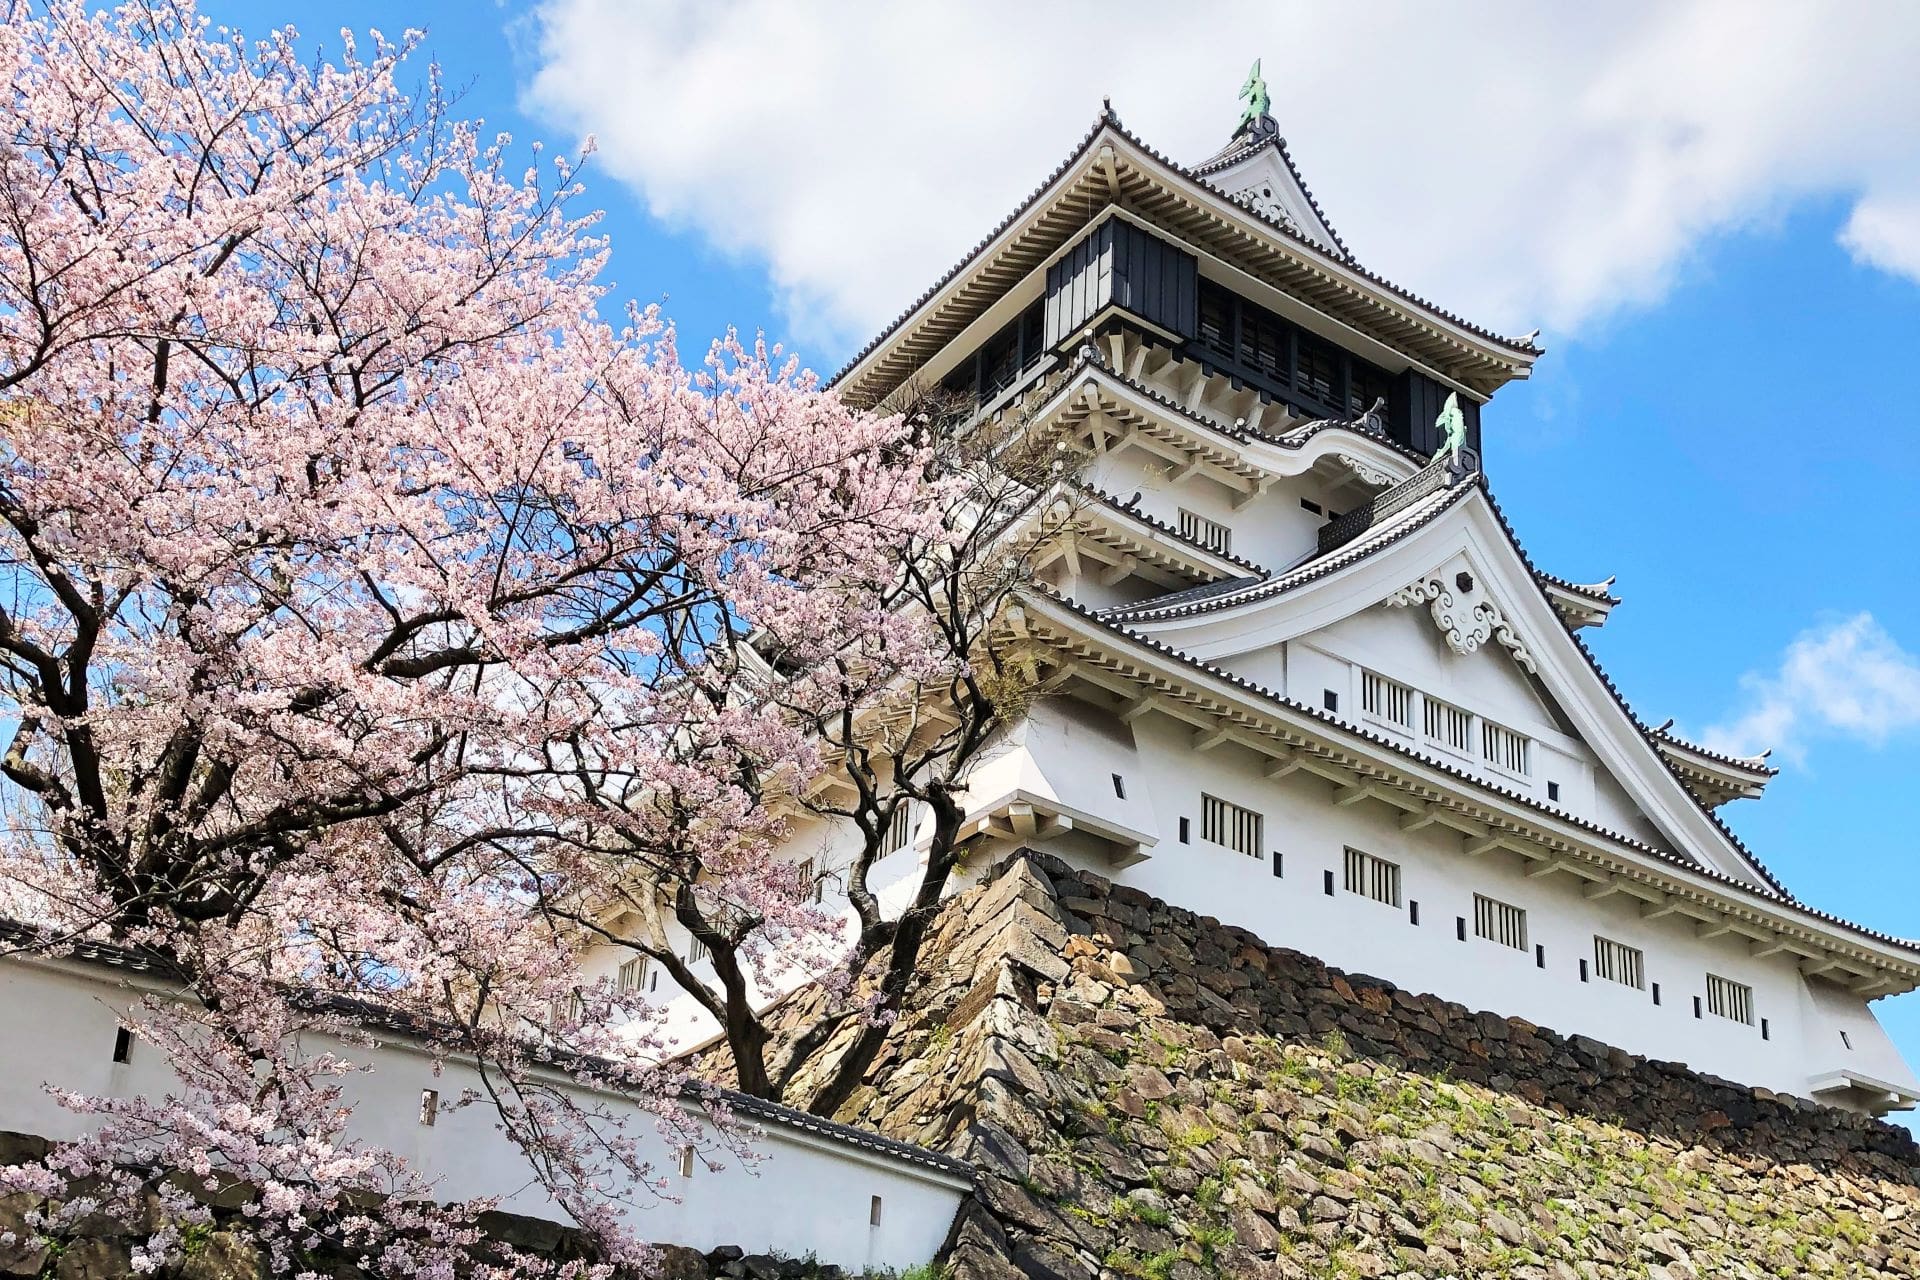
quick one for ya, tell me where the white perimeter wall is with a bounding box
[0,957,967,1274]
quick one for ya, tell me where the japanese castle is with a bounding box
[610,77,1920,1116]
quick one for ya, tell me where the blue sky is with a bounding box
[215,1,1920,1112]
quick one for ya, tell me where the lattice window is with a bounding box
[685,936,709,964]
[1343,848,1401,907]
[1474,894,1528,951]
[1177,509,1233,556]
[1360,670,1414,729]
[1706,974,1754,1025]
[617,955,649,993]
[1422,695,1474,755]
[1201,793,1263,858]
[1481,720,1532,777]
[1592,936,1644,989]
[882,803,914,855]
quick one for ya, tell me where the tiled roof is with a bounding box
[1083,468,1797,904]
[1190,124,1353,259]
[1535,570,1621,605]
[1100,475,1473,623]
[1475,488,1794,901]
[1650,724,1779,778]
[828,106,1539,394]
[1077,487,1269,576]
[0,920,973,1181]
[1018,591,1920,962]
[1036,346,1428,480]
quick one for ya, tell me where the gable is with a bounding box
[1202,142,1345,258]
[1114,480,1777,890]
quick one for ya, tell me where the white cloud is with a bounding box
[522,0,1920,355]
[1701,614,1920,763]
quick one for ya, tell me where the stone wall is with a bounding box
[752,852,1920,1279]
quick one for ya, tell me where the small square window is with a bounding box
[1408,900,1420,926]
[111,1027,133,1065]
[1271,852,1284,879]
[1111,773,1126,799]
[1323,689,1340,713]
[1323,869,1335,897]
[1178,817,1191,844]
[1547,781,1561,802]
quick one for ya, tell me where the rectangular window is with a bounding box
[686,936,709,964]
[1178,816,1191,844]
[796,857,825,904]
[1342,848,1402,907]
[1177,509,1233,556]
[1422,696,1474,755]
[1592,936,1645,990]
[1360,670,1414,730]
[1272,852,1284,879]
[1474,894,1528,951]
[419,1089,439,1127]
[1323,688,1340,713]
[617,955,650,993]
[1481,720,1532,778]
[111,1027,133,1064]
[882,802,914,855]
[1706,974,1755,1025]
[1201,793,1263,859]
[677,1145,695,1178]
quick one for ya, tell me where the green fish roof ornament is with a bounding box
[1437,391,1467,464]
[1238,60,1270,133]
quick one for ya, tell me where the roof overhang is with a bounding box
[1652,732,1776,807]
[1808,1069,1920,1114]
[1539,575,1620,630]
[1001,590,1920,998]
[1025,354,1421,504]
[832,115,1540,408]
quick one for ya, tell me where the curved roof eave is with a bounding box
[829,109,1541,406]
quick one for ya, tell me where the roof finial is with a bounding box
[1236,59,1272,136]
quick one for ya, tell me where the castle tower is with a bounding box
[613,68,1920,1117]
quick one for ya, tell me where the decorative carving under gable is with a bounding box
[1333,452,1395,488]
[1387,576,1538,674]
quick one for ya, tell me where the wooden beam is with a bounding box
[1333,783,1380,808]
[1231,477,1272,510]
[1120,695,1162,725]
[1526,859,1576,881]
[1640,896,1685,920]
[1263,752,1305,780]
[1695,916,1738,940]
[1398,805,1443,833]
[1098,556,1140,586]
[1462,836,1505,858]
[1582,875,1627,900]
[1192,726,1232,753]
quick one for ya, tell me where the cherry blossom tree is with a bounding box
[0,2,955,1274]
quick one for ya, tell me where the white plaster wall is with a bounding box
[1078,446,1331,574]
[1005,703,1918,1111]
[0,958,966,1274]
